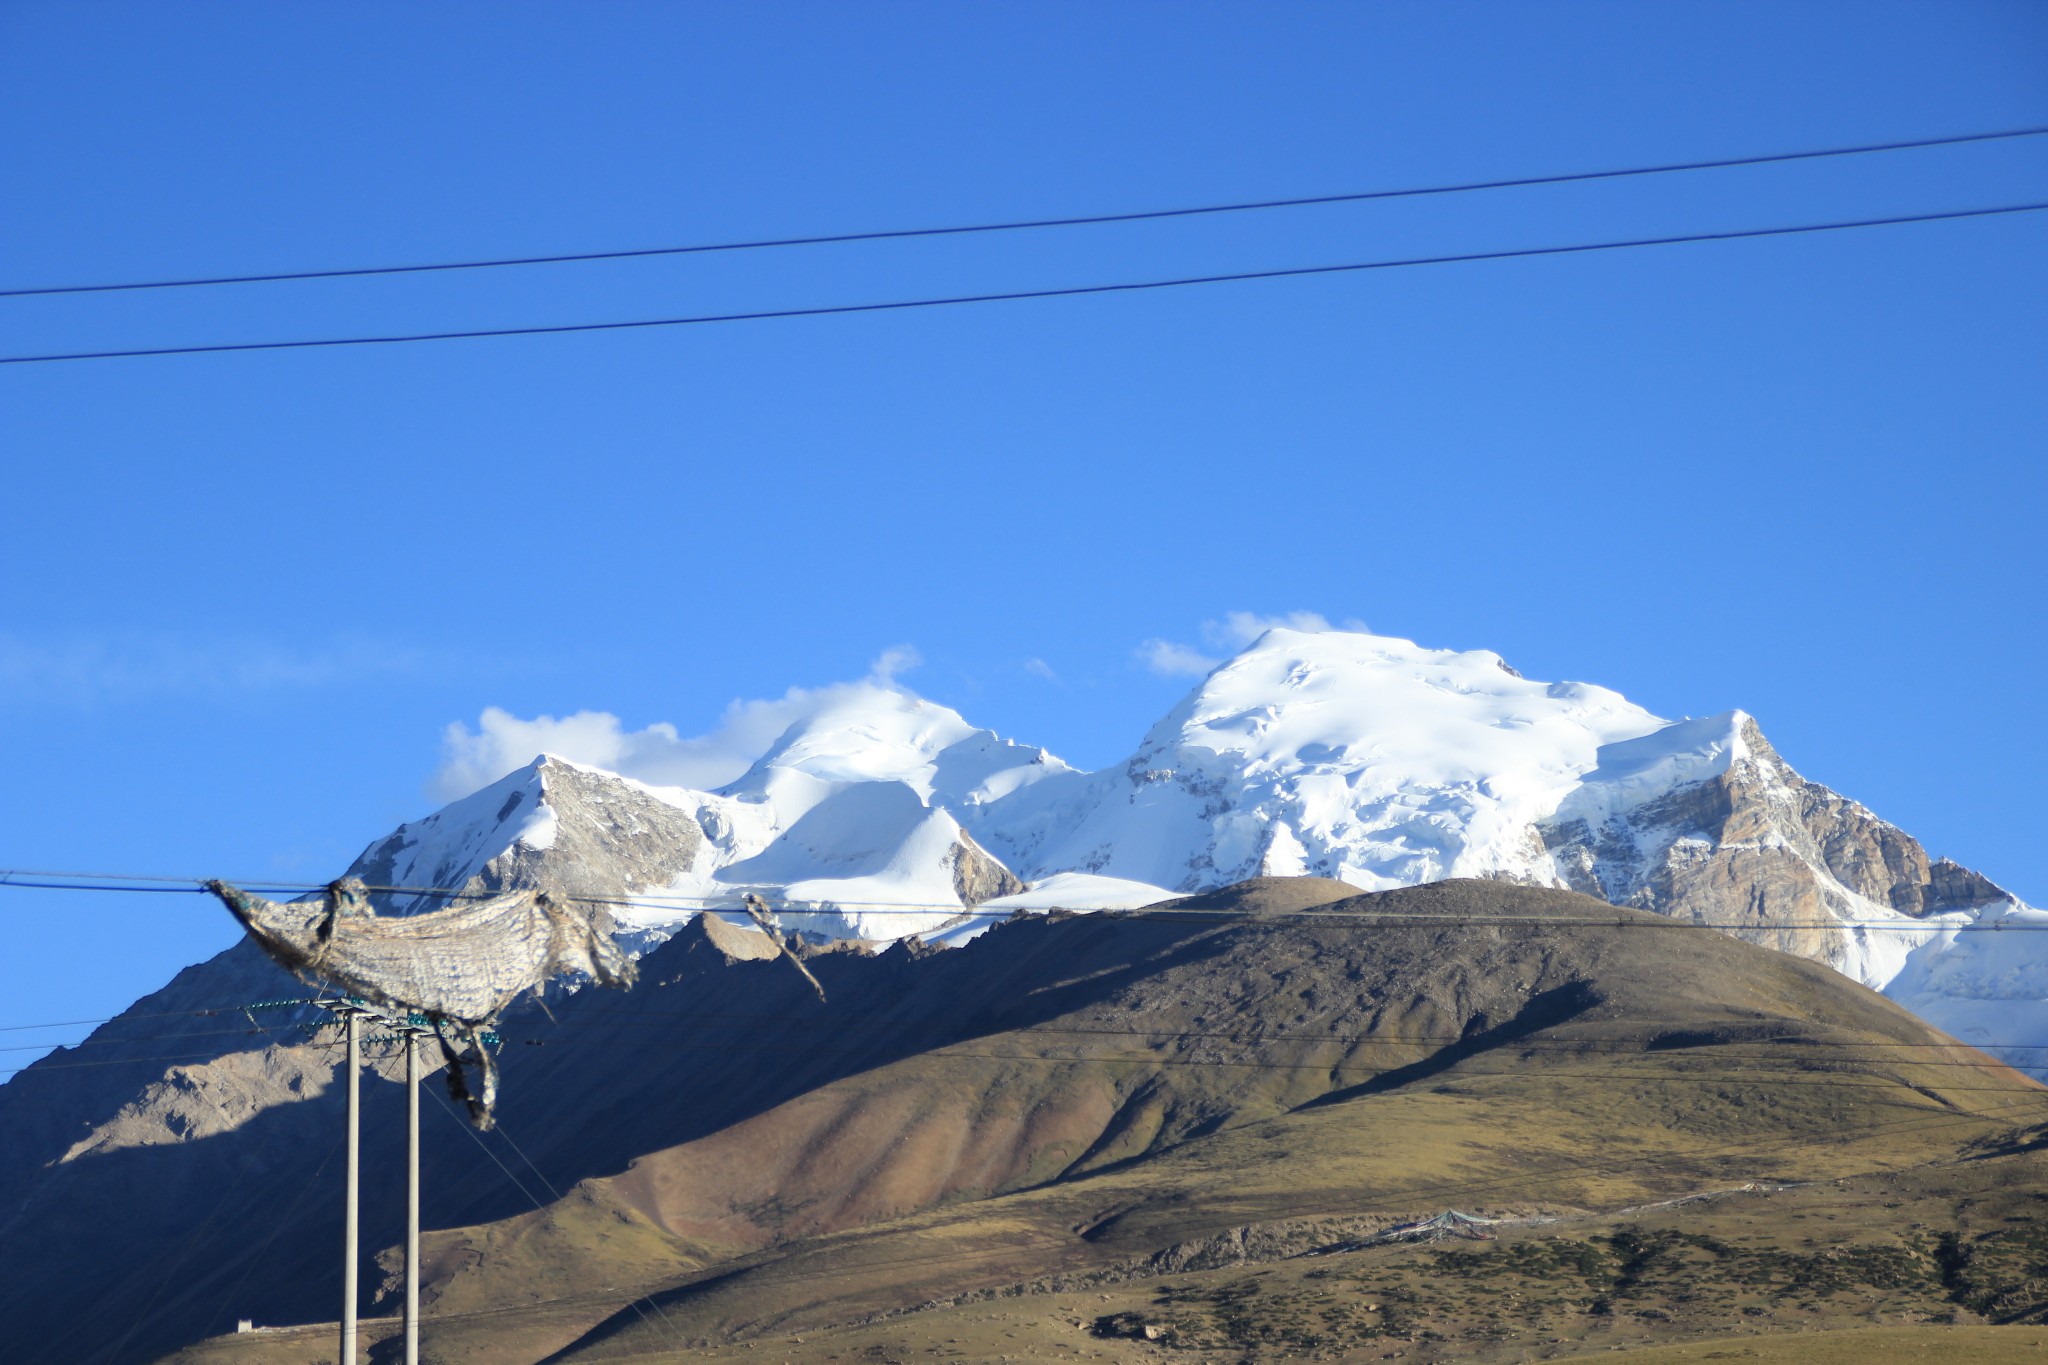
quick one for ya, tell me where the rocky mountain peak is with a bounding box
[307,626,2040,1061]
[346,754,706,917]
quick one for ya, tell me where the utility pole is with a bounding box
[340,1006,361,1365]
[404,1025,422,1365]
[316,999,434,1364]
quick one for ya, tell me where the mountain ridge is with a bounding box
[5,625,2047,1362]
[126,877,2048,1364]
[302,626,2044,1068]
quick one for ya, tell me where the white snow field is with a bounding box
[358,627,2044,1074]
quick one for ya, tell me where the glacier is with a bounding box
[276,626,2047,1073]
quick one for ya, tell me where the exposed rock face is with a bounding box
[4,631,2043,1362]
[690,911,781,962]
[351,757,705,914]
[948,829,1025,906]
[0,938,305,1191]
[1538,717,2015,982]
[16,879,2036,1365]
[1924,856,2013,915]
[60,1044,337,1162]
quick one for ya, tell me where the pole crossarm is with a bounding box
[308,998,436,1365]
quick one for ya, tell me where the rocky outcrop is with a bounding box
[687,910,781,963]
[946,829,1025,907]
[1538,716,2017,982]
[62,1042,342,1162]
[350,757,704,914]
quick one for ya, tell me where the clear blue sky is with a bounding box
[2,2,2044,1061]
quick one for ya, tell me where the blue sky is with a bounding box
[2,2,2044,1059]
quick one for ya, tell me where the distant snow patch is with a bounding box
[981,873,1174,911]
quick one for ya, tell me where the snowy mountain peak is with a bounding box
[723,684,1073,809]
[1001,628,1676,895]
[739,686,980,789]
[307,623,2041,1070]
[1145,627,1664,781]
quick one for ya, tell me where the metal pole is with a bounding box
[405,1029,421,1365]
[341,1009,360,1365]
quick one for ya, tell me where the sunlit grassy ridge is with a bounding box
[159,879,2048,1363]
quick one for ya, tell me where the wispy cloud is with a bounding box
[0,632,440,704]
[430,647,926,800]
[1023,656,1059,683]
[1135,638,1222,678]
[1202,611,1349,649]
[1137,612,1367,679]
[868,644,922,685]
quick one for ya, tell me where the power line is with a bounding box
[2,199,2042,367]
[10,978,2031,1362]
[7,989,2048,1066]
[0,1047,266,1078]
[323,1099,2048,1362]
[200,1128,346,1344]
[422,1091,695,1353]
[40,1001,319,1365]
[8,1006,2046,1089]
[1,868,2039,931]
[15,1044,2041,1095]
[5,124,2042,299]
[0,998,312,1035]
[546,1008,2048,1058]
[0,1025,287,1054]
[16,1009,2047,1066]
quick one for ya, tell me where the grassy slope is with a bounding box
[157,879,2048,1363]
[159,1153,2048,1364]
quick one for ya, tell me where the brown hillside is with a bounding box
[158,877,2048,1364]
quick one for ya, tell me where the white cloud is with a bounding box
[1139,612,1368,679]
[1137,639,1221,677]
[1023,656,1059,682]
[868,645,922,685]
[1202,611,1350,649]
[429,648,926,801]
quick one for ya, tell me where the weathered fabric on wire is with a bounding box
[205,878,636,1126]
[740,892,828,1003]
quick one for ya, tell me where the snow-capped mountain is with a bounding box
[7,625,2041,1365]
[967,632,1665,891]
[333,627,2044,1067]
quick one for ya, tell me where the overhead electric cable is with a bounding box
[9,984,2048,1063]
[1,199,2042,366]
[11,1043,2041,1093]
[16,1008,2048,1065]
[2,868,2040,931]
[0,1026,290,1054]
[545,1009,2048,1058]
[0,1048,263,1078]
[59,994,319,1365]
[0,999,312,1034]
[8,1023,2039,1088]
[4,124,2043,298]
[426,1092,692,1351]
[7,1003,2046,1090]
[200,1129,347,1345]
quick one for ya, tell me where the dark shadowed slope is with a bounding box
[136,878,2048,1365]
